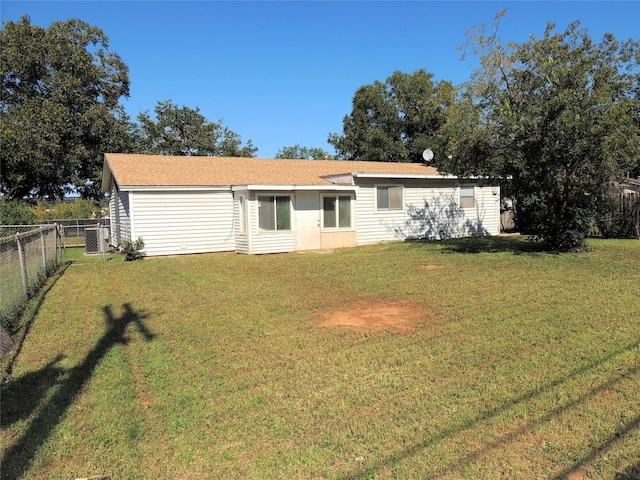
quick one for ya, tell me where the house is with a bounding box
[101,154,501,256]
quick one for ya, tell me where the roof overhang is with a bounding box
[350,172,459,180]
[101,156,113,193]
[120,185,232,192]
[232,184,358,192]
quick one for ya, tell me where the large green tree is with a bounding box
[328,69,455,162]
[135,100,258,157]
[1,16,135,200]
[275,145,333,160]
[441,14,640,251]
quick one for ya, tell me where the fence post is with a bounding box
[56,224,64,265]
[40,226,47,269]
[16,235,28,298]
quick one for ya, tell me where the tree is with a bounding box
[328,69,455,162]
[0,199,37,226]
[33,198,105,220]
[441,13,640,251]
[1,16,135,201]
[135,100,258,157]
[275,145,333,160]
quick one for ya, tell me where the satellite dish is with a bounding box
[422,149,434,162]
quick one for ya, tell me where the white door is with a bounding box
[295,191,321,250]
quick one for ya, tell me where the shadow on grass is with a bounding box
[408,235,548,255]
[338,337,640,480]
[0,303,154,480]
[615,460,640,480]
[551,414,640,480]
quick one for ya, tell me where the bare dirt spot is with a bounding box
[319,301,424,333]
[419,264,443,271]
[567,470,589,480]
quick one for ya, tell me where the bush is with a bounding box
[0,199,37,226]
[120,237,145,261]
[34,199,106,220]
[595,191,640,239]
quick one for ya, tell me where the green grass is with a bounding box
[62,236,85,247]
[2,237,639,479]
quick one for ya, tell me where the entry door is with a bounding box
[295,191,321,250]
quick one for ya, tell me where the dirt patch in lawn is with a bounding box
[319,300,425,333]
[419,264,443,271]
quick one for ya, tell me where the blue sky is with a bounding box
[1,1,638,158]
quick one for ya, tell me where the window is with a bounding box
[323,195,352,229]
[258,195,291,231]
[238,195,247,235]
[376,185,404,210]
[460,186,475,209]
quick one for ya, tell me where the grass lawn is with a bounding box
[1,237,639,479]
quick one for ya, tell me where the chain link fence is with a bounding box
[0,225,64,331]
[41,218,110,243]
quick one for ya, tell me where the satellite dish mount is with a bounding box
[422,149,434,163]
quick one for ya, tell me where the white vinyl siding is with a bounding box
[109,182,131,244]
[238,195,247,235]
[241,192,295,254]
[107,181,499,256]
[234,191,250,253]
[356,183,408,245]
[129,190,234,256]
[474,186,501,236]
[355,180,501,244]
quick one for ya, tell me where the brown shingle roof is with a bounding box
[103,153,442,190]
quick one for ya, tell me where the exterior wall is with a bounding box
[474,186,501,236]
[129,190,235,256]
[320,231,357,249]
[237,190,356,255]
[109,182,131,244]
[233,191,250,254]
[242,191,296,254]
[110,179,500,257]
[355,179,500,245]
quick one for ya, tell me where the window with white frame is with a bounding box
[258,195,291,231]
[376,185,404,210]
[322,195,352,229]
[459,186,475,209]
[238,195,247,235]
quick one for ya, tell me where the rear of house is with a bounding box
[102,154,500,256]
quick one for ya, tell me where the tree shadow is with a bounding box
[389,195,491,241]
[615,460,640,480]
[1,303,154,480]
[405,234,549,255]
[338,337,640,480]
[436,235,549,255]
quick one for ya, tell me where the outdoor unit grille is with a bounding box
[85,228,99,254]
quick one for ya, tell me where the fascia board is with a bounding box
[101,156,114,193]
[119,185,232,192]
[233,184,358,192]
[321,174,355,185]
[351,172,459,180]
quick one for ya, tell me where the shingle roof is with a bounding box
[103,153,443,190]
